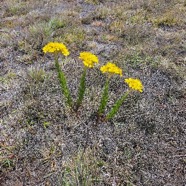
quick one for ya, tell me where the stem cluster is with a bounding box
[53,55,134,121]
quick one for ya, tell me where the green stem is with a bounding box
[106,90,130,120]
[98,78,109,115]
[76,67,87,111]
[54,54,72,107]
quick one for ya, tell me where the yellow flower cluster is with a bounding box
[124,78,143,92]
[42,42,70,56]
[79,52,99,68]
[100,62,122,77]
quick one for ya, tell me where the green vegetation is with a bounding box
[61,148,105,185]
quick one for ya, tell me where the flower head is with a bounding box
[124,78,143,92]
[79,52,99,68]
[42,42,70,56]
[100,62,122,77]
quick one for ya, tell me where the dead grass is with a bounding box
[0,0,186,185]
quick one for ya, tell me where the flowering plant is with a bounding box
[43,42,72,107]
[43,42,70,56]
[79,52,99,68]
[106,78,143,120]
[124,78,143,93]
[75,52,99,111]
[100,62,122,77]
[43,42,144,121]
[98,62,123,116]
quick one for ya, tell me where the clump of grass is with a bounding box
[96,3,127,21]
[43,121,50,129]
[85,0,100,5]
[28,67,47,84]
[27,17,67,51]
[60,148,105,186]
[0,71,17,84]
[29,21,52,39]
[129,10,148,24]
[0,144,16,171]
[48,17,66,30]
[152,11,179,27]
[184,0,186,6]
[125,52,145,68]
[153,16,177,27]
[109,20,125,35]
[121,24,151,46]
[3,1,29,17]
[63,27,86,45]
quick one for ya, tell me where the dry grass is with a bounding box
[0,0,186,185]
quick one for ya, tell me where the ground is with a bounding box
[0,0,186,185]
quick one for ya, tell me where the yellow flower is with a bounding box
[79,52,99,68]
[124,78,143,92]
[100,62,122,77]
[42,42,70,56]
